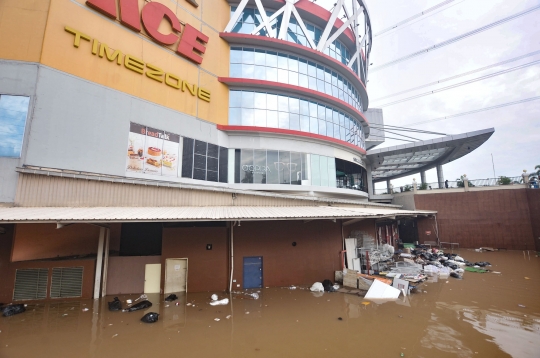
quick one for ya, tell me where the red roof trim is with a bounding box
[218,77,369,127]
[217,125,366,154]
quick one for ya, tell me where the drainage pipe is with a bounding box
[228,221,237,293]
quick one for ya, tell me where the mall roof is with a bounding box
[0,206,436,224]
[367,128,495,182]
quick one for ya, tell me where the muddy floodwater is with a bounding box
[1,250,539,357]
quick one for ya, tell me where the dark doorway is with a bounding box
[243,256,263,289]
[120,223,162,256]
[399,219,419,244]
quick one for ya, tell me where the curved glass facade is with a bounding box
[230,47,362,112]
[229,90,366,150]
[230,7,362,75]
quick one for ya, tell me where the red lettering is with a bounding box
[86,0,116,18]
[141,2,181,45]
[176,24,208,65]
[119,0,140,31]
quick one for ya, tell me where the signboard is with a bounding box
[425,231,431,236]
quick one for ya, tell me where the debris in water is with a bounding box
[289,286,297,290]
[165,294,178,302]
[209,298,229,306]
[338,317,343,321]
[214,318,220,321]
[361,302,370,306]
[82,308,89,312]
[518,304,526,308]
[226,315,231,319]
[245,311,250,314]
[187,303,192,306]
[524,277,530,280]
[112,334,118,338]
[211,294,218,301]
[123,300,152,312]
[141,312,159,323]
[108,297,122,311]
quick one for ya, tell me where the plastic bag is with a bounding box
[322,280,336,292]
[123,300,152,312]
[209,298,229,306]
[164,294,178,302]
[310,282,324,292]
[108,297,122,311]
[140,312,159,323]
[1,304,26,317]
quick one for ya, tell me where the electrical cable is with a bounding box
[375,59,540,107]
[403,96,540,127]
[367,134,415,143]
[369,125,447,135]
[370,4,540,72]
[371,49,540,102]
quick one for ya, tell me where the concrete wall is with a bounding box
[526,189,540,252]
[106,256,161,295]
[414,188,536,249]
[0,224,15,302]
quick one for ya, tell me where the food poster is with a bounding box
[161,132,180,176]
[126,123,146,173]
[144,126,164,175]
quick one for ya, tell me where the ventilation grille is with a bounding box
[50,267,84,298]
[13,268,48,301]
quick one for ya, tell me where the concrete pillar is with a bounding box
[463,174,469,192]
[93,227,105,299]
[436,164,444,189]
[101,229,110,298]
[420,171,426,185]
[386,180,391,194]
[366,164,374,197]
[522,170,529,186]
[412,178,417,193]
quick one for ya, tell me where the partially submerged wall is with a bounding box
[526,189,540,252]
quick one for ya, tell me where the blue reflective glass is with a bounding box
[278,111,289,129]
[267,110,278,127]
[230,91,242,107]
[241,91,254,108]
[267,94,278,110]
[300,115,310,132]
[229,107,241,125]
[242,48,254,64]
[254,49,266,65]
[277,53,288,69]
[309,116,318,134]
[254,92,266,109]
[289,97,299,113]
[299,100,309,115]
[230,63,242,77]
[254,109,266,127]
[289,113,300,130]
[230,48,242,63]
[242,108,254,126]
[278,95,289,112]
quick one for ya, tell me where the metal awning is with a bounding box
[0,206,436,223]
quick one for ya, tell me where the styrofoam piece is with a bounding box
[364,279,401,299]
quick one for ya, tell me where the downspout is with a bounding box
[229,221,237,293]
[434,215,440,245]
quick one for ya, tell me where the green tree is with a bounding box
[498,176,511,185]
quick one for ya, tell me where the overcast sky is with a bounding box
[320,0,540,189]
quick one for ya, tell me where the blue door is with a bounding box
[243,256,263,289]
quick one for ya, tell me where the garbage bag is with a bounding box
[209,298,229,306]
[2,304,26,317]
[322,280,336,292]
[123,300,152,312]
[164,294,178,302]
[450,272,462,279]
[310,282,324,292]
[140,312,159,323]
[108,297,122,311]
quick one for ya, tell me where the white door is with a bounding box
[144,264,161,294]
[165,258,187,294]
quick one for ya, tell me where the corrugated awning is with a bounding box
[0,206,436,223]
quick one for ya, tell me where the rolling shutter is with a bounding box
[13,268,48,301]
[50,267,84,298]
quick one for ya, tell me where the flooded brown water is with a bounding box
[1,250,539,358]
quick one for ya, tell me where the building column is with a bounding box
[420,171,426,185]
[101,228,110,298]
[366,164,374,197]
[386,180,391,193]
[436,164,444,189]
[93,227,105,299]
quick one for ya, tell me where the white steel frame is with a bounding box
[224,0,373,81]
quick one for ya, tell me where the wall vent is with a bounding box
[50,267,84,298]
[13,268,48,301]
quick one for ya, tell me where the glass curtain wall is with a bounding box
[335,158,368,192]
[181,137,228,183]
[230,47,362,111]
[234,149,307,185]
[229,90,366,150]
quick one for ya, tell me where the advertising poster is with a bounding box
[126,122,146,173]
[162,132,180,177]
[144,126,164,175]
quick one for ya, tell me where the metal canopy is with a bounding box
[367,128,494,182]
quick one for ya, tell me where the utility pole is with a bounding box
[491,153,496,179]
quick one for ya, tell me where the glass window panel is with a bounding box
[242,108,254,126]
[325,81,332,95]
[181,137,194,178]
[266,51,277,67]
[277,69,288,83]
[228,107,241,125]
[331,72,338,86]
[316,65,324,79]
[194,140,207,155]
[318,119,326,136]
[326,122,333,138]
[207,143,219,158]
[334,123,340,139]
[324,68,331,83]
[290,152,302,185]
[242,64,254,79]
[317,79,325,92]
[311,155,320,186]
[253,149,267,184]
[289,113,300,130]
[288,71,298,86]
[309,116,318,134]
[230,63,242,77]
[308,76,317,90]
[230,48,242,63]
[298,59,308,74]
[278,151,291,184]
[242,48,254,64]
[207,156,218,171]
[267,110,278,128]
[308,62,317,77]
[234,149,241,183]
[206,170,218,182]
[299,100,309,115]
[325,108,333,121]
[218,146,228,183]
[241,91,254,108]
[299,74,308,88]
[300,115,309,132]
[240,149,253,183]
[254,49,266,65]
[267,94,277,110]
[278,96,288,112]
[317,105,326,119]
[229,91,241,107]
[289,97,299,113]
[320,155,329,187]
[288,56,299,72]
[254,92,266,109]
[254,109,266,127]
[266,150,279,184]
[301,153,308,180]
[309,102,318,117]
[339,113,344,126]
[266,67,277,82]
[277,53,288,69]
[194,153,206,170]
[254,66,266,80]
[278,111,289,129]
[328,158,336,188]
[340,126,345,141]
[193,168,206,180]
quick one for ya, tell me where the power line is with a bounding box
[370,4,540,72]
[374,0,459,37]
[371,50,540,102]
[375,59,540,107]
[369,125,447,136]
[403,96,540,127]
[367,134,415,143]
